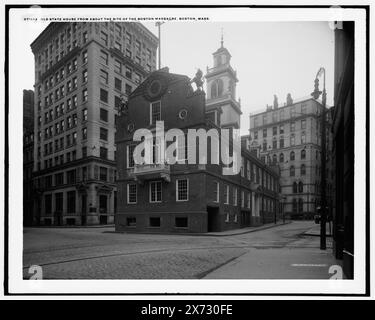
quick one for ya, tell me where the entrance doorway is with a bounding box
[207,206,220,232]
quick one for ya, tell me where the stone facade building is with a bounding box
[23,89,35,226]
[249,96,332,219]
[30,22,158,225]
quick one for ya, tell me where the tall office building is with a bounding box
[249,95,332,219]
[30,22,158,225]
[23,89,35,226]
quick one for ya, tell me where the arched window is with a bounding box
[301,164,306,175]
[298,198,303,213]
[290,151,295,161]
[290,166,295,176]
[279,153,284,162]
[293,182,298,193]
[211,79,224,98]
[272,154,277,164]
[301,149,306,159]
[298,181,303,193]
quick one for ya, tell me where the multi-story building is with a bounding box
[331,21,354,278]
[115,42,281,233]
[249,95,332,219]
[23,89,35,226]
[30,22,158,225]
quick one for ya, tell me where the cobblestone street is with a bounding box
[23,221,339,279]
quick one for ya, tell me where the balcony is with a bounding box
[129,164,171,183]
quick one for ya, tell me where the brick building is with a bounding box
[115,42,281,233]
[30,22,158,225]
[249,95,332,219]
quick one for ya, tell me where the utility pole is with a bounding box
[155,21,165,69]
[311,67,327,250]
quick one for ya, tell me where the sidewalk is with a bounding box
[303,222,333,237]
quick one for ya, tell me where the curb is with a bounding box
[118,221,293,237]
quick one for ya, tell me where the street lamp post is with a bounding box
[311,67,327,250]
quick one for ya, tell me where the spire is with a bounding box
[221,28,224,48]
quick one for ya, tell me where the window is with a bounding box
[114,60,122,74]
[272,139,277,149]
[72,131,77,144]
[301,149,306,160]
[126,32,132,45]
[279,136,284,148]
[149,217,160,227]
[100,147,108,159]
[293,182,298,193]
[262,140,267,152]
[273,126,277,136]
[254,131,258,140]
[45,194,52,214]
[100,50,108,65]
[280,124,284,134]
[263,128,267,138]
[115,96,122,110]
[100,31,108,46]
[150,101,161,124]
[176,179,188,201]
[301,104,307,114]
[100,88,108,103]
[272,154,277,164]
[127,144,136,168]
[114,41,122,51]
[126,217,136,227]
[115,24,122,37]
[67,169,76,184]
[134,73,141,84]
[301,164,306,175]
[233,187,238,206]
[290,122,295,132]
[290,151,295,161]
[126,49,132,58]
[83,32,88,43]
[279,153,284,162]
[82,89,88,102]
[125,66,132,79]
[263,114,267,125]
[175,217,188,228]
[135,40,141,52]
[241,191,245,208]
[82,50,88,64]
[100,127,108,141]
[301,119,306,129]
[127,184,137,204]
[224,185,229,204]
[100,108,108,122]
[290,134,295,146]
[115,77,122,91]
[100,167,108,181]
[82,127,87,140]
[125,84,132,95]
[100,69,108,84]
[301,133,306,144]
[213,181,219,203]
[55,173,64,186]
[290,166,295,176]
[150,181,162,203]
[82,108,87,122]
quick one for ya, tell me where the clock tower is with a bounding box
[205,35,242,129]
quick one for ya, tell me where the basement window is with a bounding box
[149,217,161,227]
[175,217,188,228]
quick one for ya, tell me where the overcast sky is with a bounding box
[19,20,334,135]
